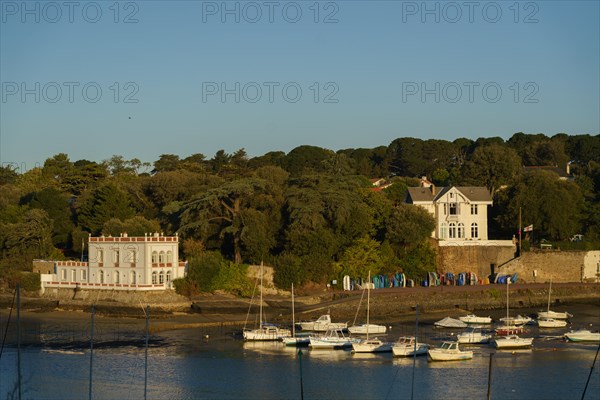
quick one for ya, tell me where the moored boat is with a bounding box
[457,328,492,344]
[352,338,392,353]
[494,334,533,349]
[243,323,291,341]
[499,315,533,326]
[348,324,387,335]
[537,317,567,328]
[392,336,428,357]
[434,317,467,328]
[564,329,600,342]
[459,314,492,324]
[428,341,473,361]
[297,314,347,332]
[309,329,360,349]
[537,310,573,320]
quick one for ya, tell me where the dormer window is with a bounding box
[449,203,458,215]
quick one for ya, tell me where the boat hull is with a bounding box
[564,330,600,342]
[243,327,291,341]
[428,350,473,361]
[348,324,387,335]
[352,340,392,353]
[392,344,428,357]
[538,311,572,320]
[494,336,533,349]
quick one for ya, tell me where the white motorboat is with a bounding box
[457,328,492,344]
[309,329,360,349]
[392,336,429,357]
[537,317,567,328]
[494,335,534,349]
[352,338,392,353]
[428,341,473,361]
[348,324,387,335]
[564,329,600,342]
[434,317,467,328]
[499,315,533,326]
[297,314,347,332]
[459,314,492,324]
[538,280,572,320]
[243,262,291,341]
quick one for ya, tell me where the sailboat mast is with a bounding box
[506,279,509,321]
[292,283,295,338]
[259,262,263,327]
[547,279,552,313]
[366,272,370,340]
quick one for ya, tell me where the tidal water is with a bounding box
[1,305,599,400]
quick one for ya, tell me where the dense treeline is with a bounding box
[1,133,598,292]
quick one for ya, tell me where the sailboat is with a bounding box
[348,278,387,335]
[494,279,533,349]
[351,273,392,353]
[538,279,572,322]
[281,283,310,346]
[495,278,525,336]
[243,263,291,341]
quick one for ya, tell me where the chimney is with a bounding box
[431,184,436,195]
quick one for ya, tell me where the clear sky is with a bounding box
[1,0,598,170]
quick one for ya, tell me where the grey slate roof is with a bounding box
[406,186,492,203]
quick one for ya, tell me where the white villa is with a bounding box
[405,179,493,242]
[35,232,187,292]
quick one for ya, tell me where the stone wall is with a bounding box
[436,243,516,279]
[496,250,600,283]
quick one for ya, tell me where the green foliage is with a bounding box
[3,271,41,291]
[77,183,136,234]
[102,216,161,237]
[22,187,74,248]
[183,251,252,295]
[461,144,522,195]
[273,252,304,289]
[211,262,253,297]
[399,242,437,279]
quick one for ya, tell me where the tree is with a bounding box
[23,187,74,248]
[462,144,522,196]
[495,170,585,240]
[77,183,136,234]
[152,154,181,173]
[179,178,270,264]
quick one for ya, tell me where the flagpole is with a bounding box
[519,207,522,257]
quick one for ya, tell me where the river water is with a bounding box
[1,304,599,400]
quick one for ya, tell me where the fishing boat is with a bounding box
[457,328,492,344]
[564,329,600,342]
[351,274,391,353]
[537,317,567,328]
[434,317,467,328]
[428,341,473,361]
[494,334,533,349]
[243,263,291,341]
[309,328,360,349]
[495,279,525,336]
[538,279,573,320]
[281,283,310,346]
[459,314,492,324]
[297,314,347,332]
[391,336,428,357]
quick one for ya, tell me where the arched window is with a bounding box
[129,250,137,263]
[159,271,165,284]
[152,271,157,284]
[159,251,166,263]
[167,250,173,263]
[97,249,104,264]
[99,270,104,284]
[115,272,120,284]
[130,271,136,284]
[152,251,158,264]
[471,223,479,238]
[440,223,447,239]
[458,223,465,239]
[449,222,457,239]
[166,270,172,283]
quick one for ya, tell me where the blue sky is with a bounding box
[1,0,598,169]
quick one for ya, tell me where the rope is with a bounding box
[0,287,17,360]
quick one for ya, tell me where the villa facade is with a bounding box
[36,232,187,292]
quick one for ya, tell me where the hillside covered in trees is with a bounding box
[1,133,598,294]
